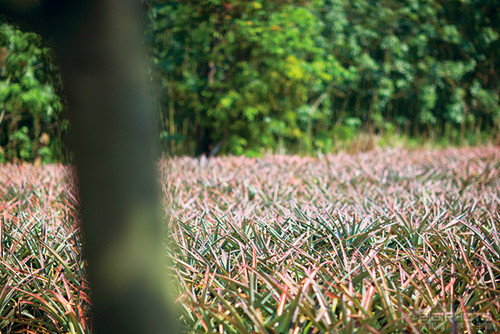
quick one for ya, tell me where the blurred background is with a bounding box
[0,0,498,162]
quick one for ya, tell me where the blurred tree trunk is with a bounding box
[0,1,178,333]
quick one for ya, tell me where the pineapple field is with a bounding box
[0,147,499,333]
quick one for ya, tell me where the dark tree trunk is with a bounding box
[1,1,178,333]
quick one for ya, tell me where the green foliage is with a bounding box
[320,0,499,141]
[2,0,500,160]
[146,0,499,155]
[147,0,343,155]
[0,23,67,163]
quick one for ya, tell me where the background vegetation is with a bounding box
[0,24,66,163]
[1,0,499,161]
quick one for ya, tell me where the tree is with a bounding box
[0,0,177,333]
[147,0,342,155]
[0,23,66,163]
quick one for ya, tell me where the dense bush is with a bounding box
[319,0,500,144]
[147,0,499,155]
[1,0,499,160]
[0,24,67,163]
[147,0,347,155]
